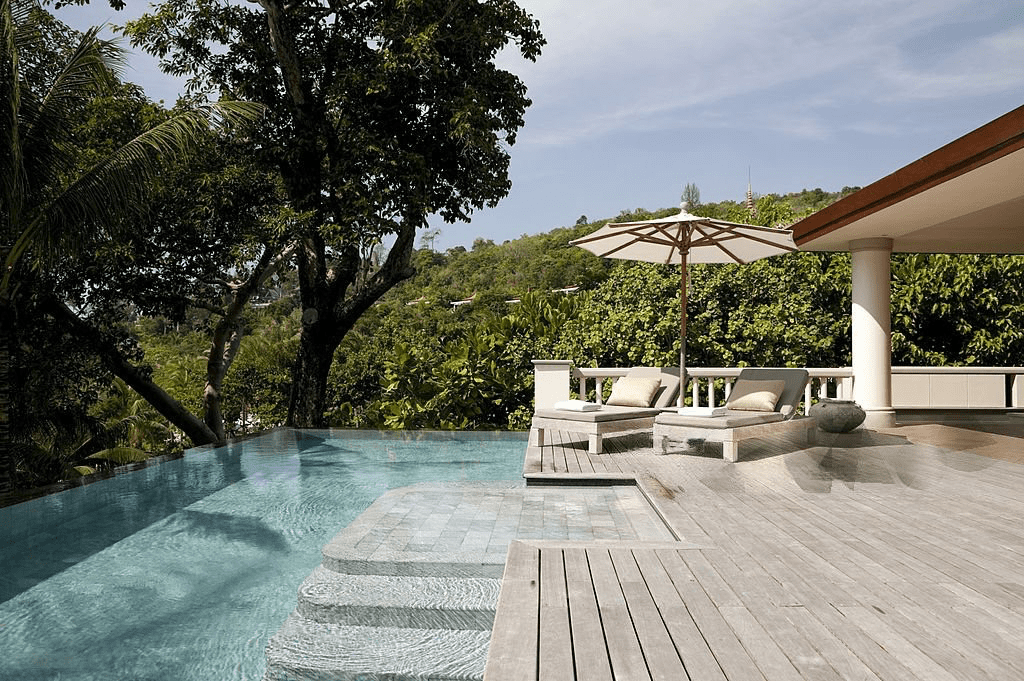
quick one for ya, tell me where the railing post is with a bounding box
[839,376,853,400]
[1014,374,1024,408]
[533,360,572,410]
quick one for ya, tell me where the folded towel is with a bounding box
[675,406,730,416]
[554,400,601,412]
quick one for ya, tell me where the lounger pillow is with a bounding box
[606,377,662,407]
[726,378,785,412]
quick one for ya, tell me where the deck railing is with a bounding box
[528,361,1024,414]
[574,367,853,415]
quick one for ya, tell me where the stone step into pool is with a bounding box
[263,480,675,680]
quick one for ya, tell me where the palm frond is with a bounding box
[86,446,150,464]
[6,99,263,277]
[20,27,123,199]
[1,0,25,225]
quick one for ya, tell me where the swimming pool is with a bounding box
[0,429,526,681]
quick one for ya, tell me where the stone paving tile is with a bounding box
[322,480,675,571]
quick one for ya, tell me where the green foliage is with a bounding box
[391,223,610,305]
[333,292,579,430]
[891,254,1024,365]
[688,253,851,368]
[219,313,299,434]
[121,0,547,426]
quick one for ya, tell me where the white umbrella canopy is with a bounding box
[571,205,798,407]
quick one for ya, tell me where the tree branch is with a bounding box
[256,0,309,110]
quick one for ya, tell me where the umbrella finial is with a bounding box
[679,201,690,213]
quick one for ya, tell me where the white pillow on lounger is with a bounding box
[606,377,662,407]
[726,378,785,412]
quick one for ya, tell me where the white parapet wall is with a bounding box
[891,366,1023,409]
[532,360,572,410]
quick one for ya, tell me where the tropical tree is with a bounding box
[122,0,545,427]
[0,0,258,492]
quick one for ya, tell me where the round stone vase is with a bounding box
[810,399,866,433]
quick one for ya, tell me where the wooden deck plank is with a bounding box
[836,605,963,681]
[631,548,727,681]
[524,441,543,476]
[539,549,574,681]
[608,548,689,681]
[502,420,1024,681]
[485,541,539,681]
[563,548,614,681]
[737,596,846,681]
[655,549,767,681]
[586,548,652,681]
[769,502,1024,676]
[717,605,803,681]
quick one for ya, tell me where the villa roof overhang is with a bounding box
[792,104,1024,253]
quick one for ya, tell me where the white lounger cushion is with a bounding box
[553,399,601,412]
[534,405,662,423]
[657,409,784,429]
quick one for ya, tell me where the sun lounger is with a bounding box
[653,368,815,462]
[530,367,679,454]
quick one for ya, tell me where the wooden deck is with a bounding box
[487,419,1024,680]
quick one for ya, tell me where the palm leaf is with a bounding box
[1,0,26,222]
[19,26,123,198]
[6,97,264,282]
[72,465,96,476]
[86,446,150,464]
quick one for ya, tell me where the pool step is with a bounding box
[296,566,500,630]
[264,615,490,681]
[264,567,501,681]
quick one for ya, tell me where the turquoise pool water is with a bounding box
[0,429,526,680]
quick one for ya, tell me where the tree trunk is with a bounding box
[45,297,220,447]
[286,224,417,428]
[287,323,334,428]
[203,318,241,441]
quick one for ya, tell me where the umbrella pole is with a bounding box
[679,252,688,409]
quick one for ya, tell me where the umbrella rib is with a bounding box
[692,223,797,258]
[647,222,687,264]
[692,223,746,264]
[574,224,684,259]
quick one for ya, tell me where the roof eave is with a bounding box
[792,104,1024,248]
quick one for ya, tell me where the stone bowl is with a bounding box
[810,399,866,433]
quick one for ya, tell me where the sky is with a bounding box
[58,1,1024,252]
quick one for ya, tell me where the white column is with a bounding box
[851,238,896,428]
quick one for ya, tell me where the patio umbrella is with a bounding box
[571,204,798,407]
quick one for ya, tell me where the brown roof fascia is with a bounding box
[793,104,1024,246]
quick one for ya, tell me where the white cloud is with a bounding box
[506,0,1021,146]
